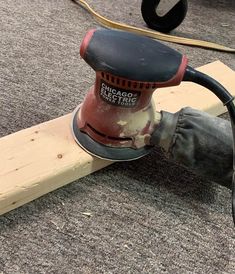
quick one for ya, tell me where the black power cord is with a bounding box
[184,66,235,226]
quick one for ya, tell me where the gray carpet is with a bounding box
[0,0,235,273]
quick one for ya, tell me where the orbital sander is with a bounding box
[72,28,235,223]
[72,28,235,165]
[72,28,188,161]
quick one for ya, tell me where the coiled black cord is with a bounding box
[184,66,235,226]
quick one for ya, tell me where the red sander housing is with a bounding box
[72,28,188,161]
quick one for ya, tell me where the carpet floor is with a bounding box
[0,0,235,273]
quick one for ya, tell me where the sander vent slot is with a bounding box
[87,124,132,141]
[101,72,157,90]
[87,123,105,137]
[152,83,157,89]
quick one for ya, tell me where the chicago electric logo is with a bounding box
[100,81,140,108]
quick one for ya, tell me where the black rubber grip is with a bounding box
[81,28,187,84]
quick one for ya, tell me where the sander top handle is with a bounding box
[80,28,188,87]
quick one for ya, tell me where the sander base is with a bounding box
[71,106,154,161]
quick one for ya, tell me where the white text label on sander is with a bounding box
[100,81,140,108]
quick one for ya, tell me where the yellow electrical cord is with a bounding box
[71,0,235,53]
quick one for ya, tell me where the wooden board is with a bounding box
[153,61,235,115]
[0,60,235,215]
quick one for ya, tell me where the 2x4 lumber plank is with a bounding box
[0,60,235,215]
